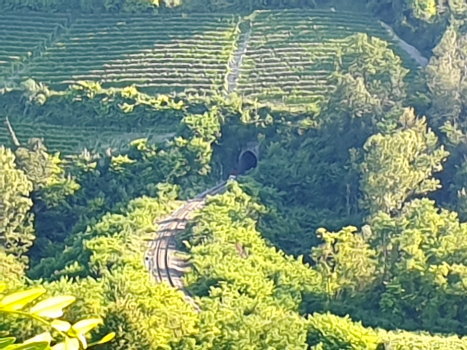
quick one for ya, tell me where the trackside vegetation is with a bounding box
[2,0,467,349]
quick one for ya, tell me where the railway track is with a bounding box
[144,178,233,301]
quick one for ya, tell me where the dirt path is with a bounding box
[380,21,429,67]
[226,24,252,94]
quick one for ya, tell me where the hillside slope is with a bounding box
[0,9,420,154]
[237,9,419,107]
[0,10,418,99]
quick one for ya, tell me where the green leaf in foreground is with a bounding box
[51,320,71,333]
[24,333,52,345]
[68,318,103,349]
[6,341,50,350]
[0,338,15,349]
[0,288,46,311]
[70,319,103,336]
[30,296,76,319]
[23,332,52,344]
[52,337,79,350]
[87,332,115,347]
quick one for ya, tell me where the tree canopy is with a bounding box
[2,0,467,348]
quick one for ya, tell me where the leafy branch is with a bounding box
[0,283,114,350]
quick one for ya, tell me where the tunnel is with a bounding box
[238,150,258,174]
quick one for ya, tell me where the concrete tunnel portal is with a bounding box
[237,142,259,175]
[238,150,257,174]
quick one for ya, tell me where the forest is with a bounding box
[2,0,467,349]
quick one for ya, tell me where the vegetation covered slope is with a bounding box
[236,9,418,107]
[3,0,467,349]
[0,81,185,154]
[25,14,239,94]
[0,120,174,154]
[1,10,414,102]
[0,8,420,155]
[0,12,70,81]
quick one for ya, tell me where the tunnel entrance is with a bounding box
[238,150,257,174]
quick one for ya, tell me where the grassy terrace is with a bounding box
[0,12,69,81]
[24,14,239,95]
[0,10,418,104]
[0,120,175,154]
[0,10,420,153]
[237,10,418,107]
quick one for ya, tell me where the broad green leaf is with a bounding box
[75,335,86,350]
[6,342,49,350]
[65,337,79,350]
[0,338,15,349]
[0,288,46,311]
[50,343,65,350]
[70,318,103,336]
[30,296,76,319]
[24,333,51,345]
[88,332,115,347]
[51,320,71,333]
[51,337,78,350]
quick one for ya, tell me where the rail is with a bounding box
[144,177,235,306]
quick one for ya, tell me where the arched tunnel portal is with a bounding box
[237,142,259,175]
[238,150,257,174]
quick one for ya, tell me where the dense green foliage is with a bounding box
[0,284,114,350]
[179,182,467,349]
[2,0,467,349]
[0,147,34,261]
[0,9,411,111]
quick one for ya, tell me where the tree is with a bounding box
[358,108,448,215]
[368,198,467,333]
[326,33,409,131]
[426,24,467,131]
[0,146,35,262]
[311,226,377,299]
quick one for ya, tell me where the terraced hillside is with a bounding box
[0,121,175,154]
[236,10,418,107]
[0,10,418,103]
[24,14,239,95]
[0,12,70,83]
[0,10,420,153]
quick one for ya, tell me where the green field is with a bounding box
[0,12,70,82]
[24,14,239,95]
[1,10,418,100]
[0,120,175,154]
[236,9,418,107]
[0,9,420,153]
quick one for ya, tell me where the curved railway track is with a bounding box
[144,178,234,301]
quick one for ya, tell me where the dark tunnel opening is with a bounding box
[238,150,258,175]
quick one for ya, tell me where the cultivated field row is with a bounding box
[0,9,417,103]
[0,10,420,153]
[0,121,175,154]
